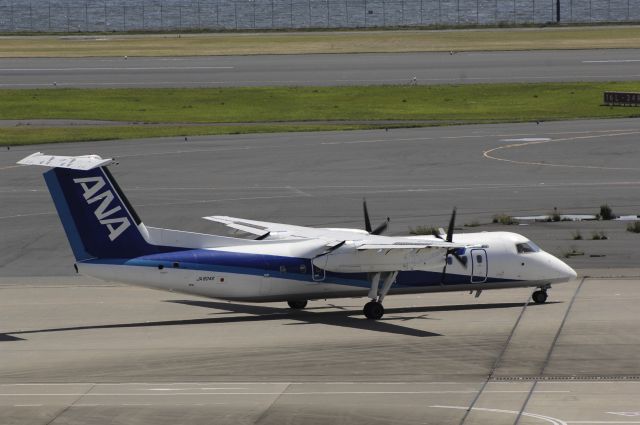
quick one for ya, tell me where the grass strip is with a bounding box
[2,82,640,123]
[2,81,640,146]
[2,26,640,57]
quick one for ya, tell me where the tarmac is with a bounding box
[1,119,640,424]
[1,275,639,424]
[1,49,640,88]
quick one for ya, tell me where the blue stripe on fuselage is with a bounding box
[82,248,516,289]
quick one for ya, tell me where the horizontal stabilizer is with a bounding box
[17,152,115,170]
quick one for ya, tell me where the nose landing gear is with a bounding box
[532,289,548,304]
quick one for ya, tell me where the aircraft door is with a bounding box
[470,249,488,283]
[311,256,327,282]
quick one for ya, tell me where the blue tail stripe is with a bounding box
[44,169,93,261]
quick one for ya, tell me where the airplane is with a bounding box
[18,152,577,320]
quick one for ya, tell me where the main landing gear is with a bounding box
[363,301,384,320]
[363,271,398,320]
[532,288,548,304]
[287,300,308,309]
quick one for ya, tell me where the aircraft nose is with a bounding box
[553,256,577,282]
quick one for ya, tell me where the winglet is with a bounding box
[17,152,116,170]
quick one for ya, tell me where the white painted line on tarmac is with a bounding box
[484,131,640,170]
[147,387,248,391]
[0,381,469,386]
[0,67,234,72]
[0,390,570,396]
[0,212,54,219]
[582,59,640,63]
[565,421,640,424]
[500,138,551,142]
[431,405,567,425]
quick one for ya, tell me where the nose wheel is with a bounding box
[363,301,385,320]
[532,289,548,304]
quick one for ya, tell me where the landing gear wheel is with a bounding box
[363,301,385,320]
[287,300,308,309]
[532,290,548,304]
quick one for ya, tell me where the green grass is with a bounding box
[2,26,640,57]
[492,214,518,225]
[2,81,640,146]
[3,82,640,122]
[627,222,640,234]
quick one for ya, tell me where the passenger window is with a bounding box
[299,264,307,274]
[279,265,287,273]
[476,255,483,263]
[447,256,453,265]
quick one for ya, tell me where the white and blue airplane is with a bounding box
[19,152,577,320]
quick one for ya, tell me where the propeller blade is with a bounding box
[363,199,372,233]
[446,207,457,242]
[372,217,390,235]
[440,249,451,286]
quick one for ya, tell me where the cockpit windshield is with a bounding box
[516,241,540,254]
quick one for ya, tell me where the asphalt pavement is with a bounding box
[1,275,639,424]
[1,49,639,88]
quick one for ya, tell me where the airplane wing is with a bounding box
[203,215,370,240]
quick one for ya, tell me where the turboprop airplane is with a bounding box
[18,152,577,320]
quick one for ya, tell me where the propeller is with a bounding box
[440,207,468,285]
[363,199,390,235]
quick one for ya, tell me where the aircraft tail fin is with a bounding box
[18,153,157,261]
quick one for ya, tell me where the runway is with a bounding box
[1,49,640,88]
[2,118,640,424]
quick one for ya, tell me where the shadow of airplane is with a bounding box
[0,300,561,342]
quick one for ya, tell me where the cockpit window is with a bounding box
[516,241,540,254]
